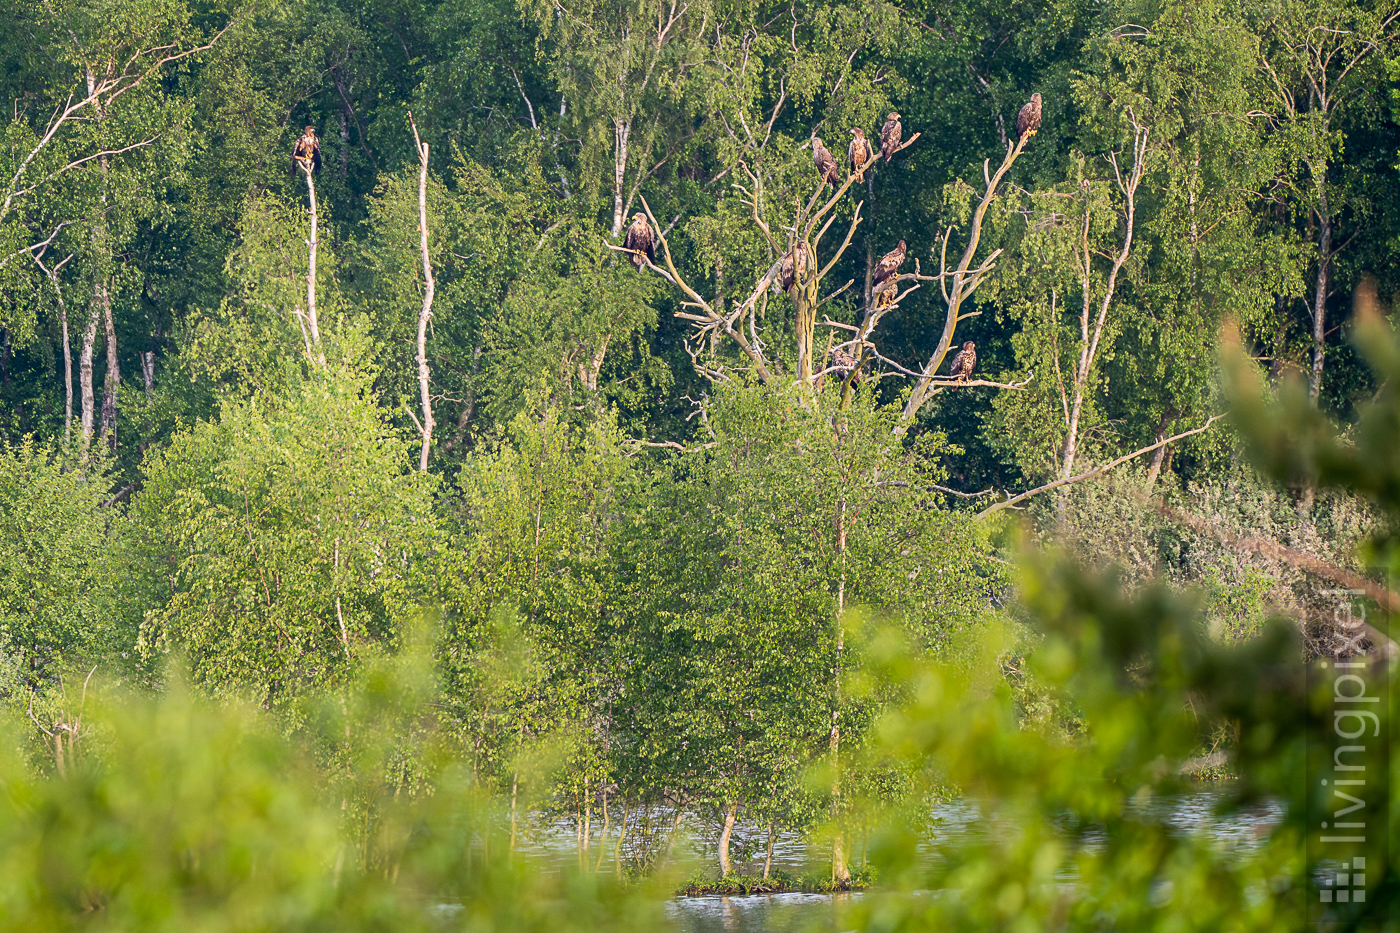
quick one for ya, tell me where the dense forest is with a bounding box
[3,0,1400,929]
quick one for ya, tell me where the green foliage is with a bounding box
[6,0,1400,925]
[435,387,634,801]
[625,383,998,851]
[184,192,345,395]
[840,562,1309,932]
[0,442,125,698]
[0,656,672,933]
[132,362,434,703]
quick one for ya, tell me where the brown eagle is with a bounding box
[779,241,810,291]
[948,341,977,381]
[813,137,840,189]
[832,346,862,384]
[880,112,902,162]
[623,213,655,268]
[848,128,875,179]
[871,240,906,292]
[1016,94,1042,143]
[292,126,321,177]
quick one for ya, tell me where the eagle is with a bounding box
[848,128,875,179]
[880,112,902,163]
[623,213,655,268]
[1016,94,1042,143]
[871,240,906,293]
[948,341,977,381]
[779,241,810,291]
[832,346,862,384]
[812,137,840,189]
[291,126,321,177]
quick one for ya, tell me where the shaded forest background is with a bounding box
[3,0,1400,891]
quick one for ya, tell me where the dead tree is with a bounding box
[1056,114,1150,483]
[27,666,98,778]
[293,162,326,367]
[607,130,924,387]
[408,114,436,472]
[611,127,1040,424]
[33,250,75,448]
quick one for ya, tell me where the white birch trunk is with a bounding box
[611,119,630,237]
[413,132,435,470]
[717,800,737,876]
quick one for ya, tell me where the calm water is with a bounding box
[664,792,1283,933]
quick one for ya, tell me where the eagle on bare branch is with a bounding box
[1016,94,1042,142]
[291,126,321,177]
[948,341,977,381]
[624,213,655,268]
[880,113,902,163]
[779,241,810,292]
[848,128,875,179]
[873,239,907,291]
[813,137,840,188]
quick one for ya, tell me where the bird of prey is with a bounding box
[623,213,655,268]
[880,112,902,162]
[948,341,977,381]
[848,128,875,179]
[813,137,840,189]
[291,126,321,177]
[871,240,906,293]
[1016,94,1042,143]
[779,241,810,292]
[832,347,862,384]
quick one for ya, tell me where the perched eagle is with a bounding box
[848,128,875,178]
[879,112,902,163]
[623,213,655,268]
[812,137,840,189]
[832,346,862,384]
[871,276,898,307]
[1015,94,1042,143]
[948,341,977,381]
[291,126,321,177]
[779,241,810,292]
[871,240,906,292]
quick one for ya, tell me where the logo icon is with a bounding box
[1320,857,1366,903]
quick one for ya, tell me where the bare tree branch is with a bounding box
[976,414,1225,520]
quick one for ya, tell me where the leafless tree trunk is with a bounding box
[409,116,436,471]
[717,800,737,876]
[333,537,350,661]
[611,118,631,237]
[1309,179,1331,406]
[594,789,610,872]
[99,281,118,449]
[88,82,120,451]
[35,253,74,447]
[830,495,850,884]
[897,135,1026,426]
[79,302,100,460]
[763,822,775,879]
[1060,119,1150,482]
[297,164,326,366]
[614,130,922,388]
[509,722,522,854]
[337,109,350,180]
[583,775,591,859]
[613,797,630,874]
[141,350,155,400]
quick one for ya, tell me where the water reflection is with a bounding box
[665,791,1282,933]
[668,892,858,933]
